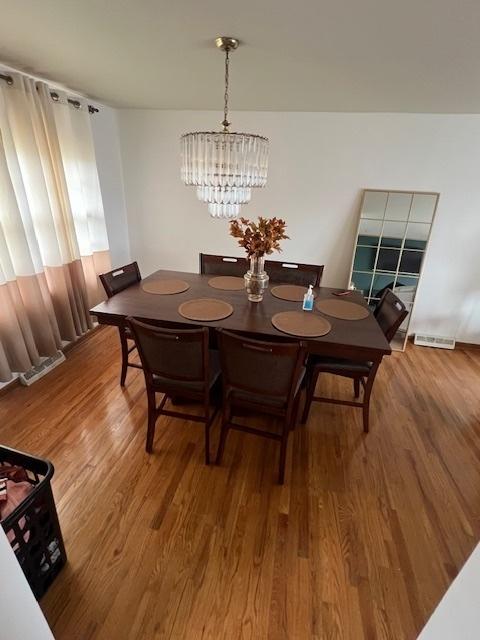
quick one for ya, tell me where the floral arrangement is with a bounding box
[229,217,289,258]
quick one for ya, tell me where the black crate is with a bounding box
[0,445,67,599]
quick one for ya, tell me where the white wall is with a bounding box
[116,109,480,343]
[418,543,480,640]
[91,105,131,268]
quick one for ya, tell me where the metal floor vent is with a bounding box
[19,351,66,386]
[414,334,456,350]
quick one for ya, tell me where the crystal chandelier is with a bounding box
[180,37,269,219]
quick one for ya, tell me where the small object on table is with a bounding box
[316,298,369,320]
[271,310,331,337]
[332,290,353,297]
[244,255,269,302]
[270,284,314,302]
[302,285,314,311]
[178,298,234,322]
[142,279,190,295]
[208,276,245,291]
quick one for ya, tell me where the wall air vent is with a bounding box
[19,351,66,386]
[414,334,456,350]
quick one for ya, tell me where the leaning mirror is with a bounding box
[348,189,439,351]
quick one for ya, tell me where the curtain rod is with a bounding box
[50,92,99,114]
[0,72,99,114]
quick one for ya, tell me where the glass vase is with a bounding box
[244,255,269,302]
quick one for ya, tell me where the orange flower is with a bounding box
[229,217,289,257]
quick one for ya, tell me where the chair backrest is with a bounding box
[217,329,305,404]
[199,253,248,277]
[264,260,324,287]
[99,262,141,298]
[200,253,324,287]
[127,319,209,384]
[374,290,409,342]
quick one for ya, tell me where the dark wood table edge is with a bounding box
[90,269,391,363]
[90,311,390,362]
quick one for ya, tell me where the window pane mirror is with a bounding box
[348,189,439,351]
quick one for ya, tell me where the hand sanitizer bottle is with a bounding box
[302,285,314,311]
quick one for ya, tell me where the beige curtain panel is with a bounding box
[0,74,111,382]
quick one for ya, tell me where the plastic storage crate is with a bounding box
[0,445,66,599]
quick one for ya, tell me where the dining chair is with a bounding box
[199,253,324,287]
[215,329,306,484]
[99,262,142,386]
[199,253,248,276]
[127,319,221,464]
[301,290,408,432]
[264,260,324,287]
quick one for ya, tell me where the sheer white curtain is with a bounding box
[0,73,111,381]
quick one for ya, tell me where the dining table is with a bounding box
[90,268,391,364]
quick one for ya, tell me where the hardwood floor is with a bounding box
[1,327,479,639]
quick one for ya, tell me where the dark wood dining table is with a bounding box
[90,269,391,364]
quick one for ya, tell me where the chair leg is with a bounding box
[146,390,157,453]
[215,404,231,465]
[278,419,290,485]
[362,400,370,434]
[119,327,129,387]
[362,365,379,434]
[290,389,302,431]
[301,369,319,424]
[353,378,360,398]
[204,422,210,465]
[204,404,211,465]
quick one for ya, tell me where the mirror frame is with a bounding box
[348,188,439,351]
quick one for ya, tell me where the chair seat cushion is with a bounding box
[310,356,372,376]
[152,350,221,393]
[229,367,306,409]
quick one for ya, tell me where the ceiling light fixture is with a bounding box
[180,37,269,219]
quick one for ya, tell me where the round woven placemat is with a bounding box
[270,284,314,302]
[271,311,331,337]
[142,279,190,295]
[315,298,369,320]
[178,298,234,322]
[208,276,245,291]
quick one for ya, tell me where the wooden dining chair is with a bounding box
[127,319,221,464]
[99,262,142,386]
[264,260,324,287]
[215,329,306,484]
[199,253,324,287]
[301,290,408,432]
[199,253,248,276]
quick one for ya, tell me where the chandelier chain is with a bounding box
[222,49,230,131]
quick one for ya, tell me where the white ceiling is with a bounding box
[1,0,480,113]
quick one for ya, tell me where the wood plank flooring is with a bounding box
[1,326,479,639]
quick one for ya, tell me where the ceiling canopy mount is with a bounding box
[214,36,239,52]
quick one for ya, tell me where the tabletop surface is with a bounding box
[90,269,391,360]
